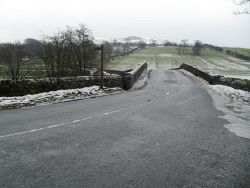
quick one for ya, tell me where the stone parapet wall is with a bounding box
[0,75,123,97]
[179,63,250,92]
[123,63,148,90]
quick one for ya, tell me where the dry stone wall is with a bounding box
[0,75,123,97]
[179,63,250,92]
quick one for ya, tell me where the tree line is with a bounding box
[0,25,145,82]
[0,25,98,81]
[174,40,203,56]
[172,40,224,56]
[40,25,97,78]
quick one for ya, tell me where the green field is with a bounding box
[105,46,250,80]
[0,59,46,79]
[1,46,250,80]
[226,48,250,56]
[198,48,250,79]
[105,47,201,70]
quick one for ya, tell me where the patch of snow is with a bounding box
[181,69,250,139]
[132,69,151,90]
[208,85,250,139]
[228,57,250,65]
[224,75,250,80]
[88,68,118,76]
[158,54,177,57]
[211,58,249,71]
[209,85,250,104]
[198,57,209,64]
[0,86,123,110]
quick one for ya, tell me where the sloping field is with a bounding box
[1,47,249,80]
[226,48,250,56]
[105,47,201,70]
[105,47,250,80]
[199,49,250,79]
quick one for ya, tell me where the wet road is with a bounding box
[0,70,249,187]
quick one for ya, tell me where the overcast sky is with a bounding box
[1,0,250,47]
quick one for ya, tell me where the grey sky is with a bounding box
[1,0,250,47]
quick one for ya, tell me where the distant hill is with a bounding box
[94,36,165,45]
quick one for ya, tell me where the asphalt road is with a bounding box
[0,70,249,188]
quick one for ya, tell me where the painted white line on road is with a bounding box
[79,116,94,121]
[71,116,94,127]
[0,127,47,139]
[72,110,122,127]
[0,101,155,139]
[48,123,67,129]
[0,109,122,139]
[103,110,121,115]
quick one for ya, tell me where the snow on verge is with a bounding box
[208,85,250,139]
[132,69,151,90]
[0,86,123,110]
[181,69,250,139]
[209,85,250,104]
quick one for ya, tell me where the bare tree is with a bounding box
[122,42,130,55]
[0,43,25,82]
[40,25,97,78]
[149,39,157,47]
[234,0,250,14]
[176,45,181,55]
[181,39,189,55]
[193,40,203,56]
[40,41,56,77]
[75,24,94,73]
[103,41,113,58]
[177,40,189,55]
[24,38,42,58]
[40,31,69,78]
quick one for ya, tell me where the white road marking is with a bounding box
[0,109,122,139]
[0,128,46,139]
[103,110,121,115]
[79,116,93,121]
[72,110,122,127]
[71,117,94,127]
[48,123,67,128]
[166,92,170,95]
[0,102,153,139]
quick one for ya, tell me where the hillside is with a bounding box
[105,46,250,80]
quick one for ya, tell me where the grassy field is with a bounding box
[105,46,250,79]
[105,46,201,70]
[0,59,46,79]
[199,48,250,79]
[226,48,250,56]
[1,46,250,80]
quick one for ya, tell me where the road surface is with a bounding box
[0,70,249,187]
